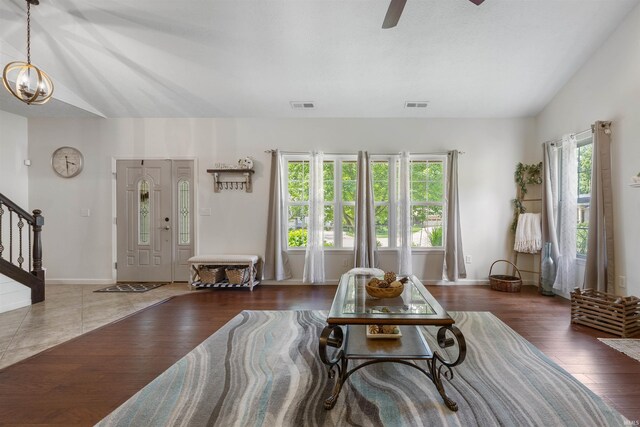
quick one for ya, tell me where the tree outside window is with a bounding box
[576,140,592,257]
[284,154,446,250]
[410,160,445,248]
[372,161,390,248]
[323,161,335,247]
[286,159,309,247]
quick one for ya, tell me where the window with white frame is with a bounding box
[409,158,446,248]
[284,155,358,249]
[283,154,446,250]
[576,137,593,257]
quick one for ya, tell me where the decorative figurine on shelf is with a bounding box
[238,157,253,169]
[540,241,556,296]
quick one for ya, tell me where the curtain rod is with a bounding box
[264,150,464,156]
[544,127,594,146]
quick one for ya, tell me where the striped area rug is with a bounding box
[97,311,626,427]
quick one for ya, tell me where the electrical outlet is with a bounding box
[465,255,472,264]
[342,259,350,268]
[617,276,626,289]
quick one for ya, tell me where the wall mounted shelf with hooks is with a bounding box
[207,168,254,193]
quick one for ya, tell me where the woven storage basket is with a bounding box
[365,283,404,299]
[571,289,640,337]
[198,266,225,284]
[489,260,522,292]
[226,267,251,285]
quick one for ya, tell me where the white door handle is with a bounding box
[163,225,170,230]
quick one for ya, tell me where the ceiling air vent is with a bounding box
[405,101,429,108]
[290,101,316,110]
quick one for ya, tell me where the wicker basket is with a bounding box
[226,267,251,285]
[571,288,640,337]
[197,266,225,284]
[365,283,404,299]
[489,260,522,292]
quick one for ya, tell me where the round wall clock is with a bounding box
[51,146,84,178]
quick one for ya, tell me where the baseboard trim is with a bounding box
[46,279,116,285]
[0,297,31,314]
[261,279,340,285]
[45,278,540,287]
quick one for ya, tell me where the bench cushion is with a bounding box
[188,254,259,264]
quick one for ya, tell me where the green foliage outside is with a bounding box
[578,144,592,197]
[576,224,588,256]
[428,227,443,247]
[288,228,307,247]
[288,161,309,202]
[287,159,445,247]
[288,228,335,248]
[576,143,592,256]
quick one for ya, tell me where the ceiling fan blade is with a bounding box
[469,0,485,5]
[382,0,407,29]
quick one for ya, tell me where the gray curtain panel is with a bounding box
[584,121,614,292]
[444,150,466,281]
[354,151,378,268]
[264,150,292,281]
[541,143,561,261]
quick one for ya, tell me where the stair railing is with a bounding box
[0,193,45,303]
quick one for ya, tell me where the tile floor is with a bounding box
[0,283,193,369]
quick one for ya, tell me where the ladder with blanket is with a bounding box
[511,170,542,283]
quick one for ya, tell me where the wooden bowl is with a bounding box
[365,283,404,299]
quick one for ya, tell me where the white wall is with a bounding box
[27,117,537,284]
[0,110,29,205]
[536,2,640,297]
[0,109,31,312]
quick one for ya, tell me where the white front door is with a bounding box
[116,159,194,282]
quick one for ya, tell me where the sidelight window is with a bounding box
[178,180,190,245]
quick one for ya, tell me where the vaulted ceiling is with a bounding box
[0,0,638,118]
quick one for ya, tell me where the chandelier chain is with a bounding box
[26,2,31,64]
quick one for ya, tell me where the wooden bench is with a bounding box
[188,254,262,291]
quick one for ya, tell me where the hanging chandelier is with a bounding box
[2,0,54,105]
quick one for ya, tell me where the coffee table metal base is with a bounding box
[319,324,466,411]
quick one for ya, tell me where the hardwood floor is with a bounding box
[0,285,638,426]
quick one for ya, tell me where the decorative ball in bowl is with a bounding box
[365,273,407,299]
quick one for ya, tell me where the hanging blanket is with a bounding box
[514,213,542,254]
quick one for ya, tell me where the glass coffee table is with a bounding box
[318,272,467,411]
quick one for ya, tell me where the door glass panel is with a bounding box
[138,179,150,245]
[178,179,190,245]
